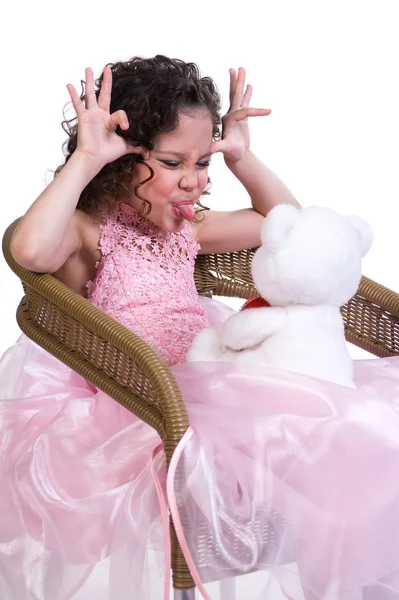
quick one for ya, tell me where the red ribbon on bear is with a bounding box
[241,296,270,311]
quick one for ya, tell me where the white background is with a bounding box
[1,0,399,358]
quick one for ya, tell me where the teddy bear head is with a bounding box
[251,205,373,307]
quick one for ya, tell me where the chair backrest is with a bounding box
[194,249,257,299]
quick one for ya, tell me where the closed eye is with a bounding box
[160,160,211,169]
[160,160,180,168]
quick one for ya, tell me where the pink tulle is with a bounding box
[2,294,399,599]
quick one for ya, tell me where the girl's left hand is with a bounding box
[211,67,271,163]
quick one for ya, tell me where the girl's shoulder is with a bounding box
[75,208,102,252]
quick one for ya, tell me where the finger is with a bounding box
[109,110,130,131]
[98,66,112,112]
[245,107,271,117]
[210,140,226,155]
[84,67,97,109]
[230,67,246,111]
[211,138,237,155]
[229,68,237,107]
[108,112,149,159]
[226,107,271,123]
[124,144,150,159]
[66,83,85,118]
[126,143,150,159]
[242,84,252,108]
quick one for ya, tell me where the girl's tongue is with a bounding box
[175,203,196,222]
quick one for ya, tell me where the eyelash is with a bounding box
[160,160,210,169]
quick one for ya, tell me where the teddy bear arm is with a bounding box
[221,307,286,351]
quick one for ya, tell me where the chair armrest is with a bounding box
[3,220,188,459]
[342,276,399,357]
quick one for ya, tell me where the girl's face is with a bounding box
[127,111,213,232]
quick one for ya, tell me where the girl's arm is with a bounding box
[11,152,100,273]
[195,67,299,255]
[224,150,299,215]
[11,66,146,273]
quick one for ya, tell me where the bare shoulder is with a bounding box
[73,209,102,252]
[53,210,102,296]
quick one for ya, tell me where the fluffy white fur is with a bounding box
[187,205,373,388]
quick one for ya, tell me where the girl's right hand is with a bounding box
[67,67,148,170]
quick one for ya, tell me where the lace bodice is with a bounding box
[87,202,209,366]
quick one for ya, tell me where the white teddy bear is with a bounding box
[188,204,373,388]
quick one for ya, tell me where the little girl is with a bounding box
[2,55,399,600]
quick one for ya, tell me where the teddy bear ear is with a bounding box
[261,204,300,250]
[346,215,373,257]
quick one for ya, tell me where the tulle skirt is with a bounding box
[2,298,399,599]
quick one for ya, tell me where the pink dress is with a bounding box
[2,202,399,600]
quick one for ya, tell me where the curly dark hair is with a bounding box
[55,55,222,217]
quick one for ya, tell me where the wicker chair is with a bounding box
[3,218,399,599]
